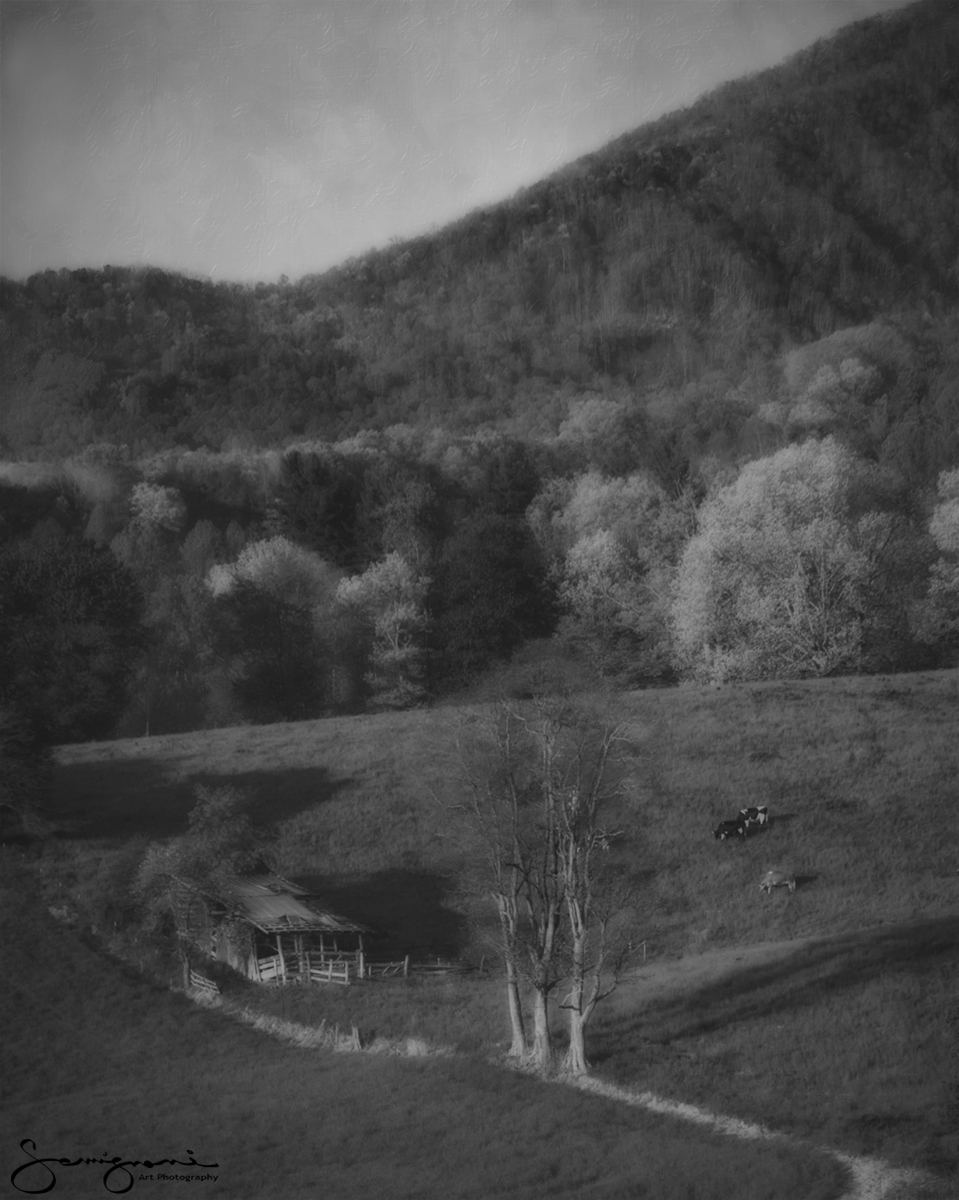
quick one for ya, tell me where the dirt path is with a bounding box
[186,924,953,1200]
[192,975,942,1200]
[582,922,953,1199]
[568,1075,933,1200]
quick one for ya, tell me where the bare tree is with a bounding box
[455,706,541,1061]
[552,719,635,1074]
[453,694,638,1074]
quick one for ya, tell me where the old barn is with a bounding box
[190,871,370,985]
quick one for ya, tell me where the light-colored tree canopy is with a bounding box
[911,467,959,658]
[336,552,430,708]
[530,470,688,682]
[672,437,923,683]
[129,482,188,532]
[206,536,340,610]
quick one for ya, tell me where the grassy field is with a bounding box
[34,667,959,1189]
[1,860,844,1200]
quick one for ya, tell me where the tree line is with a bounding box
[2,314,958,775]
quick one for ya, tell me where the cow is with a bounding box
[740,805,769,832]
[714,818,747,841]
[759,869,796,893]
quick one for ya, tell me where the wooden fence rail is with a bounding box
[251,953,473,986]
[189,969,220,995]
[362,957,410,979]
[255,954,352,985]
[256,955,283,982]
[305,959,350,986]
[409,958,473,976]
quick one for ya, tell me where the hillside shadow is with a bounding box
[51,759,345,839]
[295,868,468,960]
[591,915,959,1065]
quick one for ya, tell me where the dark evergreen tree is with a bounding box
[274,449,366,570]
[476,439,541,518]
[211,580,327,723]
[429,511,557,691]
[0,537,149,743]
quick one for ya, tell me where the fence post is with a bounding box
[404,955,409,977]
[358,950,365,980]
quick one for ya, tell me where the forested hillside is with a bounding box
[2,0,958,457]
[1,0,958,745]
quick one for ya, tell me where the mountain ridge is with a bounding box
[1,0,956,457]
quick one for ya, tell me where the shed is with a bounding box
[191,870,370,985]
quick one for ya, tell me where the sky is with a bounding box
[0,0,912,284]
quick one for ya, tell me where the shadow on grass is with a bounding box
[51,759,346,839]
[295,868,469,960]
[592,914,959,1058]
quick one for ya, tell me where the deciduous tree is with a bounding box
[672,438,927,682]
[911,467,959,663]
[336,552,430,709]
[454,697,637,1074]
[134,784,269,986]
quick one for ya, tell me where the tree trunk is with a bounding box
[564,911,589,1075]
[565,1008,588,1076]
[530,987,553,1071]
[497,892,527,1058]
[505,957,527,1058]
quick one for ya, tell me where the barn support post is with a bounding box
[276,935,287,983]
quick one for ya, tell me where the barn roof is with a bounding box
[221,872,369,935]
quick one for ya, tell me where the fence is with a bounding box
[188,969,220,996]
[255,953,351,986]
[408,958,473,977]
[362,957,410,979]
[304,957,350,986]
[252,953,473,986]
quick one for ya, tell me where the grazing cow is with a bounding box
[714,818,747,841]
[740,805,769,832]
[759,869,796,893]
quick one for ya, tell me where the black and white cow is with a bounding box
[714,818,747,841]
[739,805,769,832]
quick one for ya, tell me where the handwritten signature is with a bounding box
[11,1140,219,1194]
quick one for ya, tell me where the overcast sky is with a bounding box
[1,0,910,283]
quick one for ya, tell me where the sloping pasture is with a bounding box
[0,861,843,1200]
[45,667,959,1186]
[52,668,959,952]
